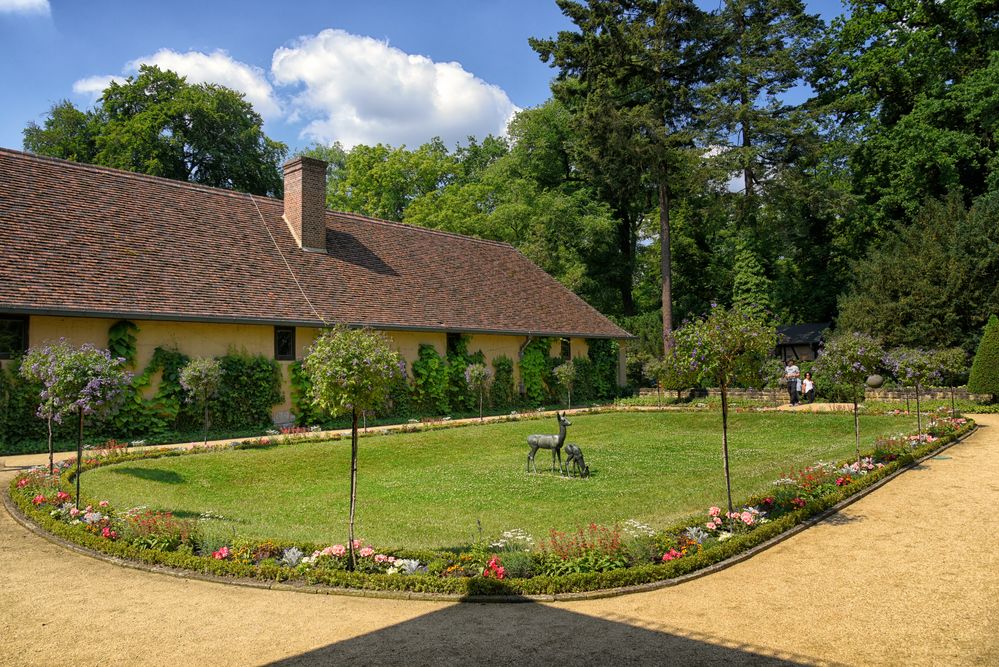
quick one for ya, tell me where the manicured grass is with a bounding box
[84,411,915,549]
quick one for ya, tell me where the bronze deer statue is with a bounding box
[527,412,571,474]
[564,443,589,478]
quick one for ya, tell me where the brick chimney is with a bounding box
[282,156,328,253]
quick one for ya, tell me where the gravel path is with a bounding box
[1,416,996,666]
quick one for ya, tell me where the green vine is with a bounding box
[520,338,553,407]
[490,355,516,409]
[107,320,139,368]
[412,344,450,415]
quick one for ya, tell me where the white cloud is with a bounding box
[126,49,281,120]
[271,29,518,148]
[0,0,49,15]
[72,74,125,100]
[72,50,281,120]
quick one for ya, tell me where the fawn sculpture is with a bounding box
[564,443,589,478]
[527,412,571,474]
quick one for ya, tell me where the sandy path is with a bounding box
[1,417,996,666]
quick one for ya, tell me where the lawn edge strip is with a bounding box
[3,416,976,602]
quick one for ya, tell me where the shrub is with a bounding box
[968,314,999,400]
[490,355,516,409]
[412,344,450,415]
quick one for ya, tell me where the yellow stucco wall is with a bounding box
[19,316,619,423]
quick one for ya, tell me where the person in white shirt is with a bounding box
[802,371,815,404]
[785,360,801,406]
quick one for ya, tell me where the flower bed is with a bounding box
[6,415,975,598]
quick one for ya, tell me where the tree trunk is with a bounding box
[479,389,483,421]
[47,415,53,476]
[75,409,83,509]
[615,205,636,316]
[853,387,861,467]
[915,381,922,434]
[348,407,359,571]
[721,383,734,516]
[568,388,572,411]
[659,181,673,355]
[951,386,956,415]
[203,397,209,447]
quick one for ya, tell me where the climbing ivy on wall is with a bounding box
[490,355,516,409]
[412,344,450,415]
[519,338,553,407]
[210,351,283,430]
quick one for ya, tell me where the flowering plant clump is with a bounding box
[552,361,576,410]
[482,556,506,579]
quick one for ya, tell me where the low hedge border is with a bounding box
[3,418,977,602]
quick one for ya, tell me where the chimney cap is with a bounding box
[282,155,328,172]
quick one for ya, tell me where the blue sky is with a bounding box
[0,0,849,154]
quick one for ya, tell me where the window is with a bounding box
[446,332,464,355]
[560,338,571,360]
[0,316,28,360]
[274,326,296,361]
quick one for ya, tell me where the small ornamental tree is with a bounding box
[812,333,884,465]
[179,357,223,446]
[303,326,404,569]
[552,360,577,410]
[673,305,775,515]
[23,341,130,507]
[885,347,939,434]
[464,363,491,420]
[933,347,968,415]
[968,314,999,401]
[644,352,697,407]
[20,343,64,475]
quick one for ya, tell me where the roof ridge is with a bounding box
[0,146,278,205]
[328,209,515,250]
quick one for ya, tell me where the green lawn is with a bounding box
[84,411,915,550]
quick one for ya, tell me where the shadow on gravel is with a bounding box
[822,512,863,526]
[108,467,184,484]
[265,602,818,666]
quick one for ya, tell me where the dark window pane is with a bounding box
[0,317,27,359]
[274,326,295,361]
[561,339,571,359]
[446,333,462,355]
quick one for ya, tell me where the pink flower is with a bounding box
[359,547,375,558]
[16,478,29,489]
[32,495,45,505]
[662,549,683,562]
[708,506,721,517]
[69,507,81,518]
[740,511,754,525]
[352,540,362,549]
[331,544,346,557]
[713,517,722,526]
[99,500,109,507]
[101,526,117,540]
[212,546,230,560]
[375,554,389,563]
[56,491,71,502]
[705,522,716,530]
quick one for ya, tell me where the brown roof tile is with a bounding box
[0,148,630,339]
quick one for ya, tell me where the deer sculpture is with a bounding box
[564,443,589,478]
[527,412,571,474]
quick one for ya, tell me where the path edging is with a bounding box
[2,425,977,603]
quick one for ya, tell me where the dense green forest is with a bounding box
[25,1,999,380]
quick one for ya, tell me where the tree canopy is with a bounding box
[24,65,287,196]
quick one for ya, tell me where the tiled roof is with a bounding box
[777,323,831,345]
[0,148,631,339]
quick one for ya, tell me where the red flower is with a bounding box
[16,478,29,489]
[791,497,806,509]
[56,491,71,502]
[32,494,46,505]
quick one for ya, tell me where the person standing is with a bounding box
[802,371,815,404]
[785,359,801,406]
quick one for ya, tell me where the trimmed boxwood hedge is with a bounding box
[5,417,975,598]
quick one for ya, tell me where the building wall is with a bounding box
[19,315,610,423]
